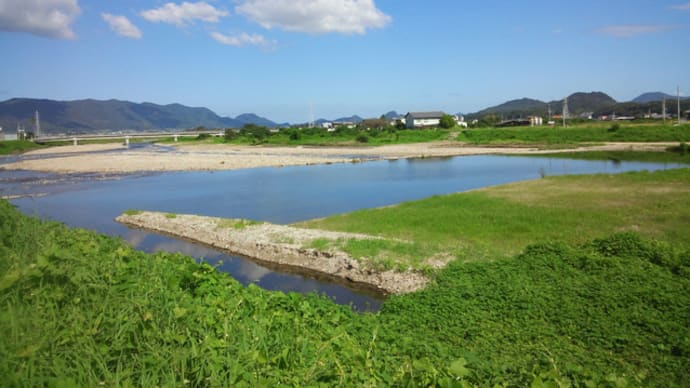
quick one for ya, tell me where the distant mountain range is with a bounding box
[632,92,690,104]
[464,92,617,119]
[1,92,687,135]
[0,98,282,134]
[463,91,689,120]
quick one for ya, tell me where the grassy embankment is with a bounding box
[459,122,690,147]
[0,140,44,155]
[300,168,690,261]
[160,127,453,146]
[2,169,690,386]
[529,143,690,164]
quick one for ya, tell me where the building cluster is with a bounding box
[319,112,467,131]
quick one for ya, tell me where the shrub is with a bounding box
[224,129,239,141]
[439,114,456,129]
[356,134,369,143]
[667,142,689,155]
[608,123,620,132]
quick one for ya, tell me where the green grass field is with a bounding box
[2,169,690,385]
[0,140,44,155]
[528,148,690,164]
[459,123,690,146]
[300,169,690,260]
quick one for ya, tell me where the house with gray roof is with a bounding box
[405,111,446,129]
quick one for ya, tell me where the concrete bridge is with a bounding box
[35,130,223,145]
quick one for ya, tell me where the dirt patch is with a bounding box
[116,211,430,294]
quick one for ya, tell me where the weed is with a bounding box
[309,238,331,251]
[123,209,142,216]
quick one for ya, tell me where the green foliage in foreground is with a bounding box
[459,123,690,145]
[2,195,690,386]
[0,140,44,155]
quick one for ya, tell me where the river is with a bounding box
[1,154,686,311]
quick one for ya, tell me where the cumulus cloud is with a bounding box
[211,31,276,49]
[670,2,690,10]
[236,0,391,35]
[0,0,80,39]
[141,1,228,27]
[596,24,676,38]
[102,13,142,39]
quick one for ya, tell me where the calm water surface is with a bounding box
[2,154,686,311]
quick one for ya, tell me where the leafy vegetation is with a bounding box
[3,169,690,385]
[2,197,689,386]
[439,114,456,129]
[0,140,44,155]
[459,123,690,145]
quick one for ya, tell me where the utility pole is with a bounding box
[562,97,568,127]
[678,85,682,125]
[662,98,666,124]
[34,110,40,139]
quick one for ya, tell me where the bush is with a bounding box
[356,134,369,143]
[608,123,621,132]
[224,129,239,141]
[240,124,270,141]
[288,130,301,141]
[668,142,689,155]
[439,114,456,129]
[196,133,211,140]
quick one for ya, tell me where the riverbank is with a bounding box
[115,211,431,294]
[3,169,690,385]
[1,140,679,174]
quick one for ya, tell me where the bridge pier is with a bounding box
[72,137,78,146]
[174,134,178,142]
[125,136,130,146]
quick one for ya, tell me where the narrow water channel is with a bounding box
[2,154,686,311]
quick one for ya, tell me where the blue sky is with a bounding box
[1,0,689,123]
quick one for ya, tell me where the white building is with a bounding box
[528,116,543,126]
[405,111,446,129]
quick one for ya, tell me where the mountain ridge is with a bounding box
[0,98,280,134]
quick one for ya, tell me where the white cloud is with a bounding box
[211,31,276,49]
[0,0,80,39]
[596,24,676,38]
[670,2,690,10]
[102,13,142,39]
[141,1,228,27]
[236,0,391,35]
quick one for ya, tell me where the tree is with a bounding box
[240,124,270,142]
[439,114,456,129]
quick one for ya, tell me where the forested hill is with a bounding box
[0,98,280,134]
[465,92,616,120]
